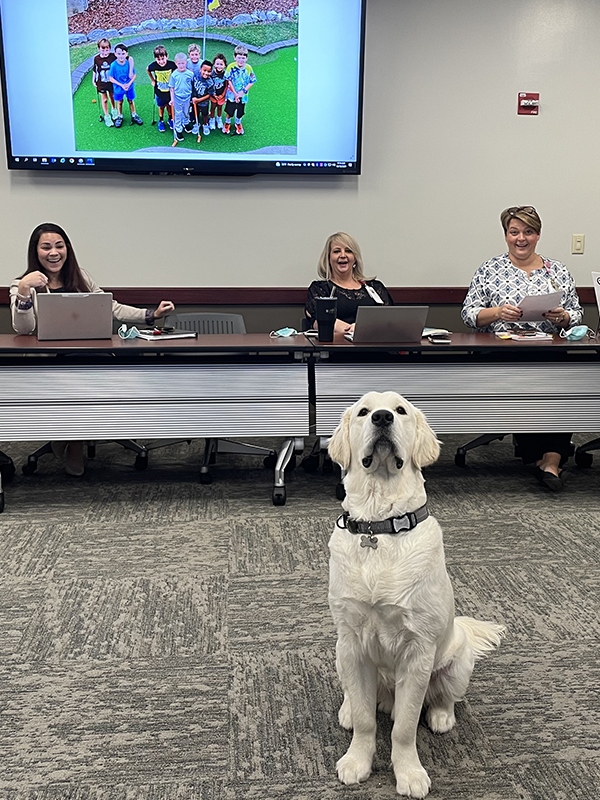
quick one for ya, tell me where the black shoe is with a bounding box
[184,123,193,133]
[175,131,185,142]
[533,466,564,492]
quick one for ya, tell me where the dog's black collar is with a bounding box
[336,504,429,549]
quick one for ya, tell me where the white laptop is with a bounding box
[345,305,429,343]
[36,292,113,340]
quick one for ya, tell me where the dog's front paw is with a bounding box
[426,706,455,733]
[336,749,372,784]
[395,766,431,798]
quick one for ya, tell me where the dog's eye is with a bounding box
[357,408,369,417]
[396,406,407,415]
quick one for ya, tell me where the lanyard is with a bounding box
[543,259,561,292]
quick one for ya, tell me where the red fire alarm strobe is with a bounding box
[518,93,539,115]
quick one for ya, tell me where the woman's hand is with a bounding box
[543,306,569,327]
[154,300,175,319]
[17,271,48,295]
[333,318,353,334]
[496,303,523,322]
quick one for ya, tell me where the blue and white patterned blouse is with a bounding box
[461,253,583,333]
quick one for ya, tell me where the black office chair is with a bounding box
[165,312,247,335]
[454,434,510,466]
[141,312,301,500]
[21,440,148,475]
[0,451,16,513]
[573,438,600,467]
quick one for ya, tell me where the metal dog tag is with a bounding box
[360,534,378,549]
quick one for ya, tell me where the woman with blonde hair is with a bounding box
[305,232,393,334]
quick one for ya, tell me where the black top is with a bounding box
[305,280,394,324]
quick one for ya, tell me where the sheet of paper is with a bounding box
[517,291,562,321]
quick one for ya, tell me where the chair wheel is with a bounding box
[575,450,593,468]
[272,487,286,505]
[454,450,467,468]
[335,482,346,501]
[300,454,320,473]
[135,454,148,471]
[199,471,213,485]
[22,461,37,475]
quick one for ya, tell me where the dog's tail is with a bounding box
[454,616,506,660]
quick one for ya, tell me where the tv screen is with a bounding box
[0,0,365,176]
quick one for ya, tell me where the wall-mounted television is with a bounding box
[0,0,365,177]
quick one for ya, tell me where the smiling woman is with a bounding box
[8,222,175,477]
[305,232,394,335]
[461,206,583,334]
[461,206,584,492]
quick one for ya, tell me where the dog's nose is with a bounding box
[371,409,394,428]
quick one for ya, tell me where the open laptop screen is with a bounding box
[36,292,113,340]
[347,305,429,343]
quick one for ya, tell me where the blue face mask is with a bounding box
[269,327,298,338]
[118,324,141,339]
[559,325,593,341]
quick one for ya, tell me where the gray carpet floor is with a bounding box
[0,432,599,800]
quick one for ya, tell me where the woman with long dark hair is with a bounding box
[10,223,175,475]
[11,222,173,335]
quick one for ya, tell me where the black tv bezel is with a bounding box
[0,1,366,177]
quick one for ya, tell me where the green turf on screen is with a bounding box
[73,41,297,154]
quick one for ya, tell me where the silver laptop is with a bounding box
[36,292,113,340]
[345,305,429,343]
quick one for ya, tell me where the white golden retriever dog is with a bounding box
[328,391,505,798]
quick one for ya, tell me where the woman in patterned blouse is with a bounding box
[305,232,393,335]
[462,206,583,491]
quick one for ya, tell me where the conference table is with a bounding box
[309,331,600,437]
[1,331,600,509]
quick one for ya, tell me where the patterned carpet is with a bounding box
[0,432,599,800]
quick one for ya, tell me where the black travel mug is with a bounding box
[315,297,337,342]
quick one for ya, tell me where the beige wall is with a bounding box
[1,0,600,292]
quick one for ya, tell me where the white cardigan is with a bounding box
[10,268,148,335]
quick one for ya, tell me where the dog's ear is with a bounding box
[328,406,352,469]
[412,408,441,469]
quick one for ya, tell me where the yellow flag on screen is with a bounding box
[208,0,220,10]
